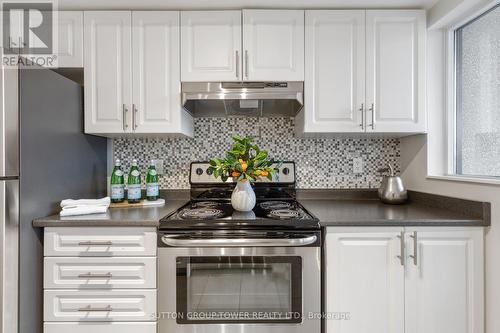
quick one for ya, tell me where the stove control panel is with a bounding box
[190,162,295,184]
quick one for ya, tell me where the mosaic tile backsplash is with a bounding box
[112,117,400,189]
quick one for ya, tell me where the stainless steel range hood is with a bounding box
[181,82,303,117]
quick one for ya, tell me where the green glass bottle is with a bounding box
[127,159,142,204]
[110,159,125,203]
[146,160,159,201]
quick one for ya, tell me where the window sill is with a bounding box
[426,175,500,186]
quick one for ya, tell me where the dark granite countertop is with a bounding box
[297,190,490,227]
[32,191,190,227]
[32,189,490,228]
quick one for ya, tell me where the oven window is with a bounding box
[176,256,302,324]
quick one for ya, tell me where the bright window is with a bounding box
[454,4,500,178]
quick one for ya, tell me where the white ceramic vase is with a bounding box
[231,180,256,212]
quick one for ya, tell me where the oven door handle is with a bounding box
[161,234,317,247]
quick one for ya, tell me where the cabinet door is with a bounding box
[44,322,156,333]
[405,228,484,333]
[44,257,157,289]
[44,227,157,257]
[84,11,132,134]
[56,12,83,67]
[303,10,365,133]
[365,10,426,133]
[243,10,304,81]
[181,11,242,82]
[44,289,156,322]
[132,11,186,133]
[325,228,405,333]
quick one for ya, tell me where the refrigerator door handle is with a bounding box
[1,60,19,178]
[0,176,19,181]
[0,179,19,333]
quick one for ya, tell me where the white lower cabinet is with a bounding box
[43,227,157,333]
[325,228,405,333]
[44,322,156,333]
[44,289,157,322]
[44,227,157,257]
[44,257,157,289]
[325,227,484,333]
[404,228,484,333]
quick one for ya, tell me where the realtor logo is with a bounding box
[2,0,58,67]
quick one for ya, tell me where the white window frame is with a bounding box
[437,0,500,185]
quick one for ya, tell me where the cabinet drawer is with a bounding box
[44,322,156,333]
[44,257,156,289]
[44,227,156,256]
[44,289,156,322]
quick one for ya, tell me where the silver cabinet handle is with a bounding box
[122,104,128,131]
[409,231,418,265]
[78,241,113,246]
[359,103,364,129]
[162,235,317,247]
[244,50,249,79]
[235,50,240,79]
[132,104,138,130]
[78,305,113,312]
[78,272,113,278]
[368,103,375,130]
[396,231,405,266]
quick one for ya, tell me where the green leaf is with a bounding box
[256,151,268,160]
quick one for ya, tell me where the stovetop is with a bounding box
[159,161,319,230]
[160,199,320,230]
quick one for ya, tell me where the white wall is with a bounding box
[402,1,500,331]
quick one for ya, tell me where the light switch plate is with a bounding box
[353,157,363,174]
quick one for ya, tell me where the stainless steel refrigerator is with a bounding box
[0,59,107,333]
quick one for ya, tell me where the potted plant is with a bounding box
[208,135,280,211]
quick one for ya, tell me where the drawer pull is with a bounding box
[78,305,113,312]
[78,241,113,246]
[78,272,113,278]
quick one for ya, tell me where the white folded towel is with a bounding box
[60,197,111,209]
[59,197,111,217]
[60,205,109,217]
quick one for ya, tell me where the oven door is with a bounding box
[158,231,321,333]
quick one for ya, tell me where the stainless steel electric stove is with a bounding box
[158,162,321,333]
[160,161,320,230]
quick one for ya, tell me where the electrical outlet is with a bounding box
[353,157,363,174]
[152,159,164,175]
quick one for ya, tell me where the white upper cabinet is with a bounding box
[243,10,304,81]
[56,11,83,67]
[365,10,426,133]
[181,11,242,82]
[84,11,132,134]
[300,9,426,135]
[180,10,304,82]
[404,228,484,333]
[84,11,193,137]
[132,11,192,134]
[303,10,365,133]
